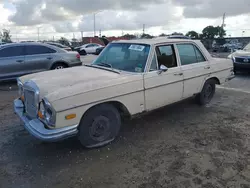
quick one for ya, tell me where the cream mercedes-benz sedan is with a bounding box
[14,38,235,148]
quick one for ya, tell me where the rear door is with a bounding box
[176,43,211,98]
[24,45,57,73]
[0,45,25,80]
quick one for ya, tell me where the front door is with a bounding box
[176,43,211,98]
[24,45,56,73]
[144,44,184,111]
[0,45,25,80]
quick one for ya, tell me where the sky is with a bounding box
[0,0,250,41]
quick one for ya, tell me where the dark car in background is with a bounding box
[0,43,82,81]
[95,46,105,55]
[45,42,72,51]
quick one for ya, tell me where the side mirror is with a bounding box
[158,65,168,74]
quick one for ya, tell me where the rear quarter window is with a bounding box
[176,43,206,65]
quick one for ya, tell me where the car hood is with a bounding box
[20,66,142,102]
[228,50,250,58]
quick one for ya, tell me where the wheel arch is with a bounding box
[207,76,220,85]
[198,76,220,93]
[80,101,131,122]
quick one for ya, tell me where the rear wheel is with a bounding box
[196,79,216,105]
[78,104,121,148]
[51,63,67,70]
[79,50,87,56]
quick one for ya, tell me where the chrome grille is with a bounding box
[24,89,37,118]
[235,57,250,63]
[23,81,40,119]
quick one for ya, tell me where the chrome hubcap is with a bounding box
[89,116,111,142]
[55,66,64,69]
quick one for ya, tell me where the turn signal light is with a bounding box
[38,111,44,119]
[65,114,76,120]
[21,95,25,102]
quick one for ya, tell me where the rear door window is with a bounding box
[176,44,206,65]
[0,46,25,57]
[25,45,56,55]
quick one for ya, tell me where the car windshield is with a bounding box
[244,43,250,51]
[92,43,150,73]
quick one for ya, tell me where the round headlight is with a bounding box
[45,108,53,122]
[39,101,45,116]
[17,79,24,97]
[40,98,56,127]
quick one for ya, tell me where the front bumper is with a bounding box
[14,99,78,142]
[234,62,250,71]
[70,62,82,67]
[226,74,235,81]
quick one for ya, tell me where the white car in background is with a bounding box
[75,43,104,55]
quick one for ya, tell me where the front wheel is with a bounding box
[196,79,216,105]
[79,50,87,56]
[78,104,121,148]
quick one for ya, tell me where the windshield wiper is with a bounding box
[84,64,120,74]
[95,62,113,68]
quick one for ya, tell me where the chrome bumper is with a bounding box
[226,74,235,81]
[14,99,78,142]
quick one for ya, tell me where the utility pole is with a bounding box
[37,27,40,41]
[81,31,83,42]
[94,13,96,37]
[143,24,145,35]
[99,29,102,37]
[242,31,245,37]
[221,13,226,37]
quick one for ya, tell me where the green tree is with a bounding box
[122,33,137,40]
[141,33,153,39]
[1,29,12,43]
[202,26,226,39]
[171,32,184,36]
[58,37,70,46]
[186,31,199,39]
[216,26,226,38]
[159,33,167,37]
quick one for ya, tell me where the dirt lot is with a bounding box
[1,74,250,188]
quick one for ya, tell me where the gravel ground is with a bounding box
[2,54,250,188]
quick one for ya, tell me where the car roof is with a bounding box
[46,42,67,46]
[0,42,66,52]
[112,38,195,45]
[167,35,191,39]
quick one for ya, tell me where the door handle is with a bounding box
[174,73,183,76]
[16,60,23,63]
[205,66,211,69]
[47,57,53,60]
